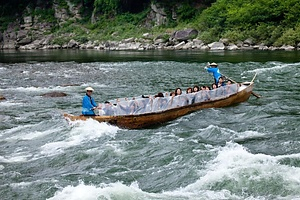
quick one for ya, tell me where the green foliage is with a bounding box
[199,29,219,44]
[33,8,56,23]
[52,37,69,45]
[222,29,245,42]
[274,26,300,46]
[176,3,198,22]
[94,0,120,15]
[194,0,300,45]
[247,23,283,46]
[0,17,14,31]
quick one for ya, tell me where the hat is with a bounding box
[210,62,218,66]
[85,87,94,91]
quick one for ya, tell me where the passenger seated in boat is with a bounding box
[204,86,211,101]
[175,88,182,96]
[218,77,226,87]
[209,83,218,99]
[159,98,168,110]
[186,87,193,94]
[211,83,218,89]
[225,80,238,95]
[82,87,99,116]
[166,92,176,108]
[174,90,189,106]
[154,92,164,98]
[134,98,150,114]
[103,101,116,116]
[193,85,199,93]
[186,87,195,104]
[116,98,138,115]
[152,95,168,111]
[129,99,138,114]
[200,85,206,90]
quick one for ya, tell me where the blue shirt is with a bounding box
[206,67,222,84]
[82,94,97,115]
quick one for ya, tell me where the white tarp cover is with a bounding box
[98,84,239,116]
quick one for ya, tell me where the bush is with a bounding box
[52,37,69,45]
[274,28,297,46]
[222,30,245,43]
[199,29,219,44]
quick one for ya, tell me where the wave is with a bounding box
[46,181,236,200]
[180,142,300,199]
[40,119,119,156]
[45,142,300,200]
[246,62,300,74]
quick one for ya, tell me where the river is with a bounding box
[0,49,300,200]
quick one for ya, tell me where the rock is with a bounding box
[258,45,269,50]
[201,45,209,50]
[40,35,54,45]
[183,41,193,49]
[173,29,198,42]
[123,37,135,43]
[241,46,254,50]
[227,43,239,50]
[61,84,80,87]
[142,33,153,39]
[174,41,185,50]
[280,45,295,51]
[17,37,32,45]
[208,42,225,50]
[192,39,204,46]
[8,31,17,40]
[42,92,67,97]
[236,40,243,47]
[2,41,16,49]
[244,38,254,46]
[67,39,79,48]
[150,3,167,26]
[23,16,33,24]
[269,46,279,51]
[17,30,28,40]
[0,95,6,100]
[153,35,168,45]
[219,38,230,45]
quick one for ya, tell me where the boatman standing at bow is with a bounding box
[204,62,222,85]
[82,87,98,116]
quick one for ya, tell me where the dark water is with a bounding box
[1,50,300,200]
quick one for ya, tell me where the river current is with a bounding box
[0,50,300,200]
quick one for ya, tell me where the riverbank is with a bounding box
[8,36,298,51]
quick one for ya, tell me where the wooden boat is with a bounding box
[64,81,255,129]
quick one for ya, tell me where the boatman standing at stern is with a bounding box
[204,62,222,85]
[82,87,98,116]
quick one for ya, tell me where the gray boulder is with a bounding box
[17,37,32,45]
[208,42,225,50]
[173,29,198,42]
[42,92,67,97]
[0,95,6,100]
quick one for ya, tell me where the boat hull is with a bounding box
[64,82,254,129]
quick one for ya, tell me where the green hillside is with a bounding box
[1,0,300,47]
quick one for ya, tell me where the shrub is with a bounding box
[52,37,69,45]
[199,29,219,44]
[222,30,245,43]
[274,28,297,46]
